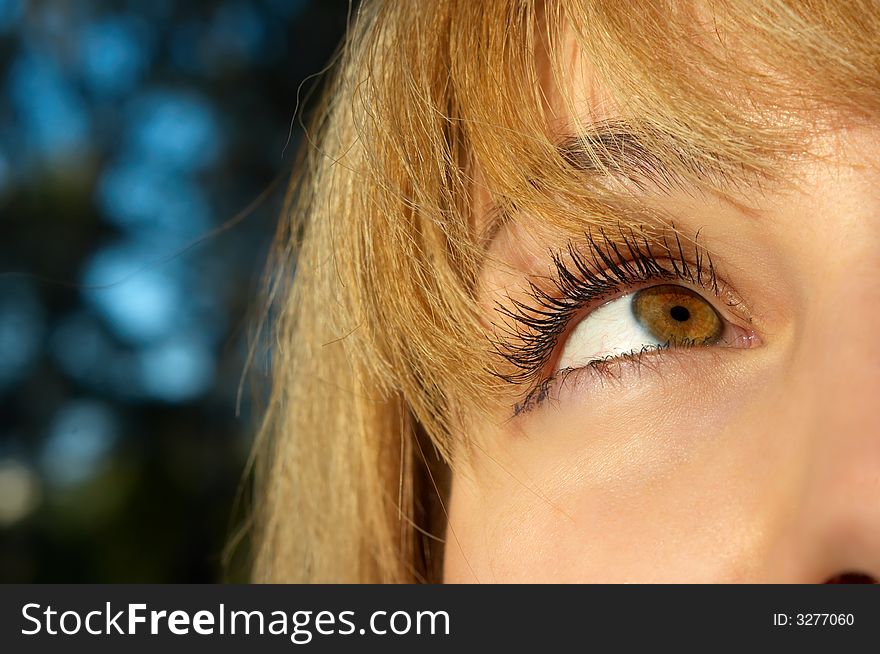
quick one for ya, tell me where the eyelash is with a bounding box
[491,225,723,409]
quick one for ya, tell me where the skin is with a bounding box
[443,32,880,583]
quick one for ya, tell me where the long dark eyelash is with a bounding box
[490,224,718,392]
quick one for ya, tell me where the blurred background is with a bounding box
[0,0,351,582]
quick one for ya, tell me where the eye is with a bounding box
[556,284,735,371]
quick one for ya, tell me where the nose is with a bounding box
[824,572,876,584]
[756,240,880,583]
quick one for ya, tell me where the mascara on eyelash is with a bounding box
[511,343,675,416]
[489,224,719,392]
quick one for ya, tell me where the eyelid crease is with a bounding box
[479,121,758,264]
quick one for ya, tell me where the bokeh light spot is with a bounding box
[41,400,119,488]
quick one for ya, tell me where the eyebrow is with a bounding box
[557,127,702,193]
[479,124,737,248]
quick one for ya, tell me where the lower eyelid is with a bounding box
[514,347,669,416]
[514,329,761,418]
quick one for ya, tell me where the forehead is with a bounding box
[534,24,620,135]
[472,22,736,239]
[464,2,880,259]
[471,27,617,241]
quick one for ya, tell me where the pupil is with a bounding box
[669,305,690,322]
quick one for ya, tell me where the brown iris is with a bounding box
[631,284,723,345]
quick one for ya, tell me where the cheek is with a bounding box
[445,350,792,582]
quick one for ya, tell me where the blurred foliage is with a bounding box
[0,0,351,582]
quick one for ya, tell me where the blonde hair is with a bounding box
[251,0,880,582]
